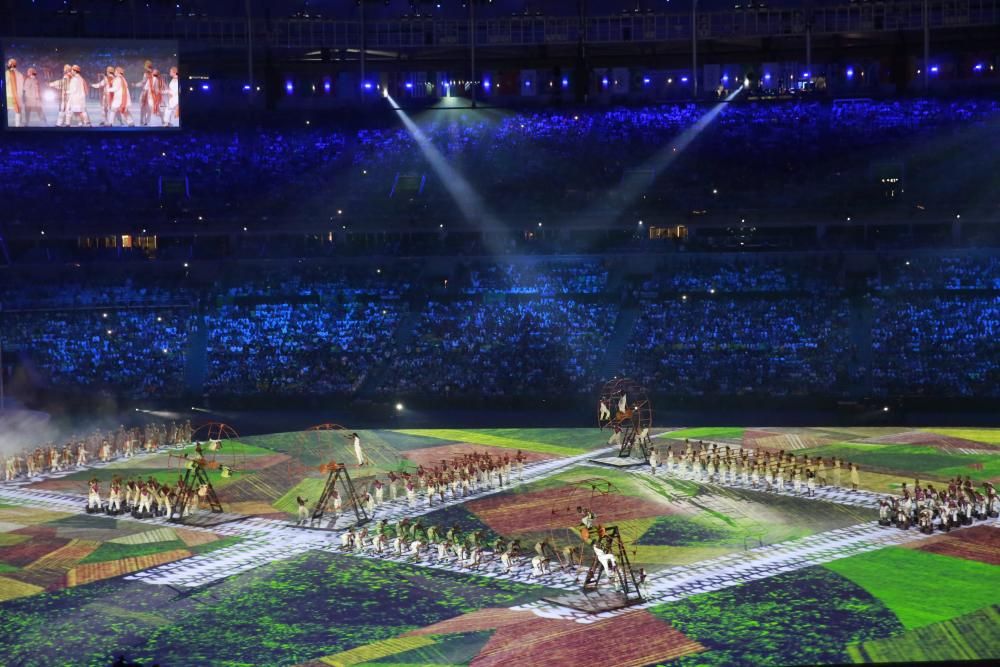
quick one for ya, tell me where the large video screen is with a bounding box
[3,38,179,130]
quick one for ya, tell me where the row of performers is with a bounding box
[5,57,179,128]
[295,449,530,526]
[334,518,587,579]
[647,440,863,493]
[2,420,195,481]
[84,474,211,519]
[879,480,998,533]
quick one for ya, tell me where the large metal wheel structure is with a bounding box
[189,422,246,473]
[597,377,653,459]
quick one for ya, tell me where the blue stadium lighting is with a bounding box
[242,84,251,91]
[802,72,811,78]
[363,82,373,90]
[562,77,569,88]
[930,65,939,73]
[764,73,772,81]
[973,63,984,72]
[722,74,729,82]
[602,77,609,87]
[681,76,689,83]
[405,82,414,89]
[643,77,651,85]
[200,83,210,91]
[846,68,854,78]
[285,81,294,94]
[525,80,531,87]
[323,81,331,92]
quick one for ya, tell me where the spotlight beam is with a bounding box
[385,94,506,240]
[614,87,743,217]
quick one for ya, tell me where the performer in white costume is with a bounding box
[5,58,24,127]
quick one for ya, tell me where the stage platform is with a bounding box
[542,589,643,614]
[588,455,646,468]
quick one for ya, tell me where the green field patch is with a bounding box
[797,443,1000,481]
[847,605,1000,663]
[662,427,746,441]
[0,533,32,547]
[471,428,607,450]
[273,477,334,515]
[0,562,21,573]
[79,539,190,565]
[635,515,733,546]
[649,566,903,666]
[824,547,1000,629]
[393,430,582,457]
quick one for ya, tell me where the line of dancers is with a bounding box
[879,479,998,533]
[336,516,580,580]
[2,420,194,482]
[647,439,862,496]
[295,448,529,528]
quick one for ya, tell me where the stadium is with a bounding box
[1,1,998,665]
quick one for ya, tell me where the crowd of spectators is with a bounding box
[871,295,1000,397]
[0,308,193,398]
[623,297,854,397]
[204,301,403,396]
[2,251,999,402]
[380,298,617,399]
[873,256,1000,291]
[6,98,998,229]
[639,256,839,293]
[454,261,609,294]
[0,128,346,222]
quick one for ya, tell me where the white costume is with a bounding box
[353,435,365,466]
[5,63,24,128]
[67,72,90,125]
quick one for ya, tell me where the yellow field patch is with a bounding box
[0,575,45,602]
[66,548,192,587]
[107,527,178,545]
[318,636,436,666]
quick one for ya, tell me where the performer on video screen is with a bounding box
[67,65,91,127]
[48,64,72,127]
[135,60,154,125]
[6,58,25,128]
[91,66,115,126]
[111,66,135,127]
[163,66,180,127]
[22,67,47,126]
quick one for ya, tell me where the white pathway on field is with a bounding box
[0,446,614,590]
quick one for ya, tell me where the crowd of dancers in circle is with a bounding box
[878,479,999,534]
[646,439,863,496]
[2,420,194,483]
